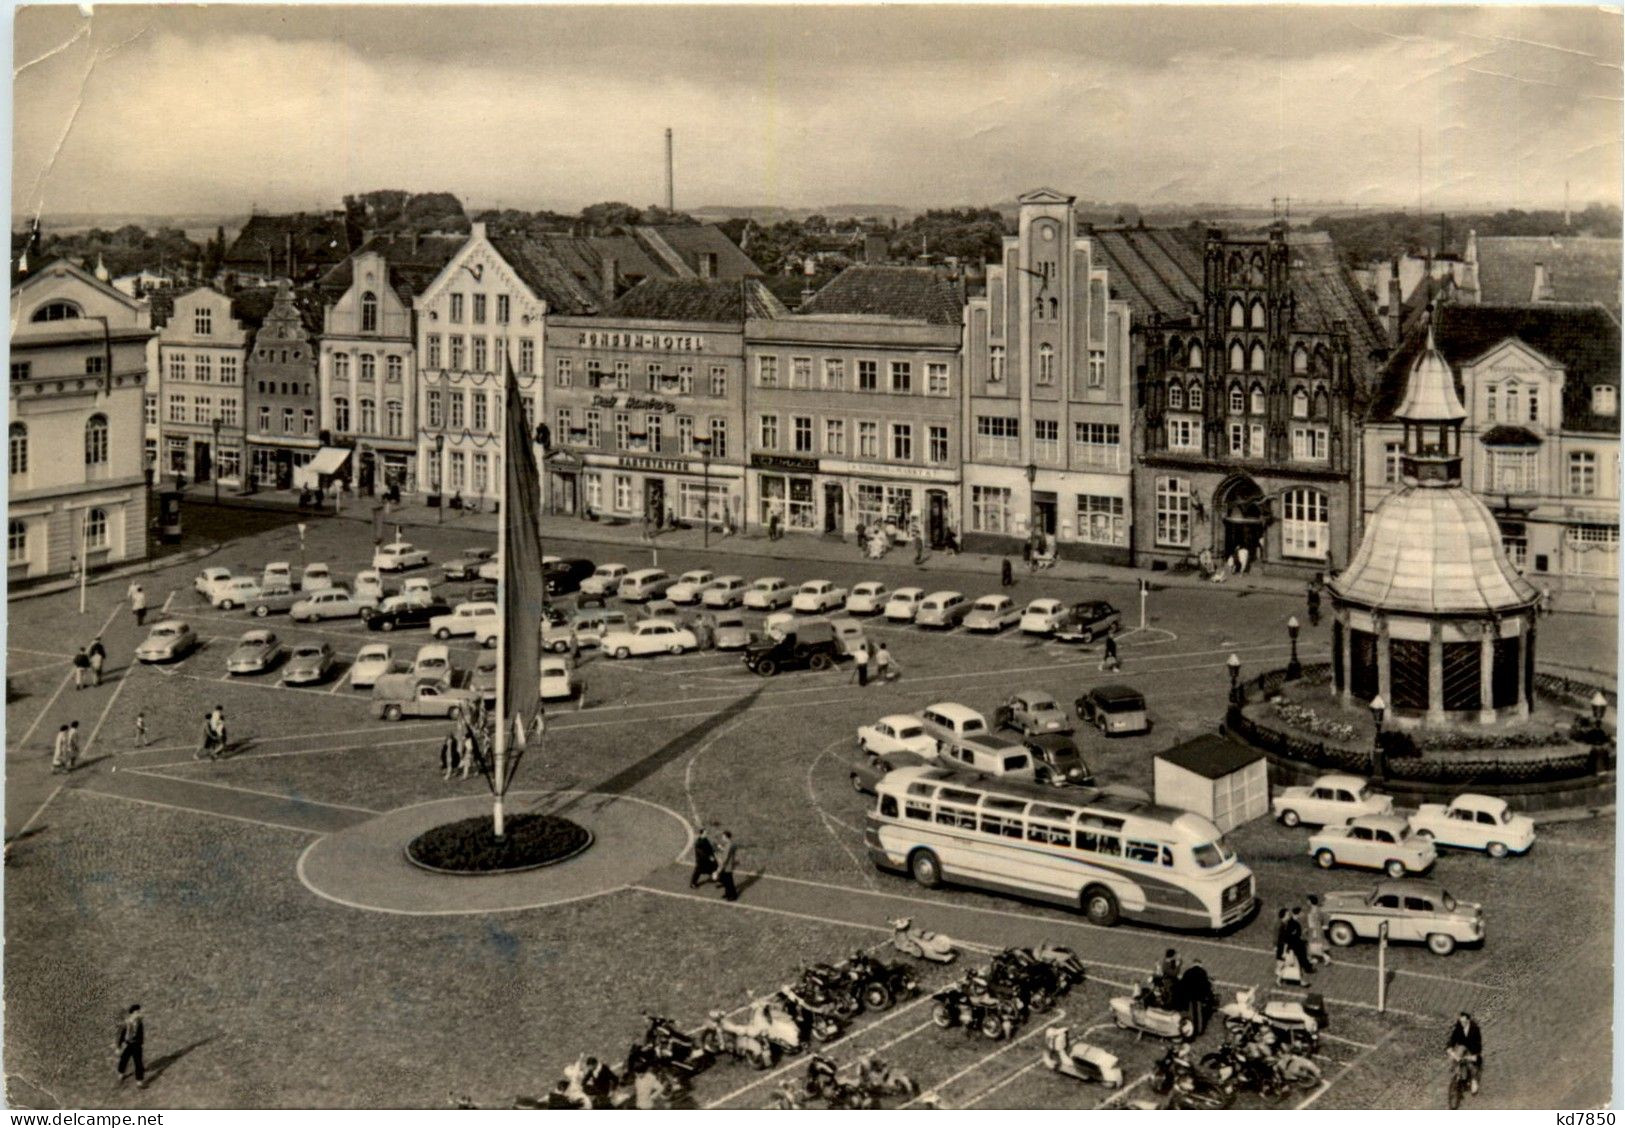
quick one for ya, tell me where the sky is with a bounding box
[11,4,1623,219]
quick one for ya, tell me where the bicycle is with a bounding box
[1446,1047,1479,1109]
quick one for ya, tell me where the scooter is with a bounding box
[698,1007,777,1069]
[1109,981,1195,1041]
[1041,1025,1124,1088]
[889,916,957,963]
[1220,986,1323,1053]
[848,1057,919,1101]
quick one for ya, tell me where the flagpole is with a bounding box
[492,384,509,841]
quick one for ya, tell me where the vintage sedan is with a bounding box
[367,596,452,633]
[353,570,388,604]
[135,620,198,663]
[792,580,849,614]
[882,587,927,622]
[1272,773,1394,828]
[1319,880,1485,956]
[713,612,753,650]
[539,656,577,701]
[476,554,502,583]
[442,547,495,581]
[963,594,1022,633]
[545,558,596,597]
[298,562,334,591]
[1052,600,1122,644]
[1077,685,1151,736]
[581,562,631,597]
[194,566,234,599]
[844,582,890,615]
[261,562,293,590]
[601,620,700,659]
[848,748,932,795]
[1407,794,1536,858]
[281,642,335,686]
[1309,815,1437,878]
[857,714,937,757]
[994,691,1074,736]
[348,643,399,689]
[829,616,867,659]
[412,644,455,686]
[700,575,749,609]
[211,576,264,610]
[915,591,972,630]
[226,629,285,675]
[471,653,499,703]
[373,541,430,572]
[248,585,303,618]
[1019,598,1069,635]
[430,601,499,640]
[291,586,372,623]
[667,570,718,604]
[639,599,683,623]
[742,576,795,610]
[568,610,631,651]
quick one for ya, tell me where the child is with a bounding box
[133,711,147,749]
[875,643,897,683]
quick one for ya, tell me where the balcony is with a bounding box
[1072,444,1124,472]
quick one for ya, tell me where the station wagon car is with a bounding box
[667,570,718,604]
[963,594,1021,633]
[915,591,972,629]
[367,596,452,632]
[291,586,371,623]
[845,582,890,615]
[281,642,335,686]
[1019,598,1069,635]
[995,691,1074,736]
[701,576,749,609]
[581,563,630,596]
[742,577,795,610]
[882,587,927,622]
[373,541,430,572]
[1076,685,1151,736]
[348,643,399,689]
[442,547,495,581]
[601,620,699,658]
[431,601,499,640]
[1272,773,1394,827]
[226,629,284,675]
[1052,600,1122,644]
[1319,880,1485,956]
[857,714,937,757]
[248,585,302,618]
[793,580,848,614]
[1309,814,1437,878]
[135,620,198,663]
[618,568,676,603]
[371,674,477,721]
[1408,794,1536,858]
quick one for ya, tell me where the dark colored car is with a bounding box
[367,597,454,633]
[545,558,596,597]
[1052,600,1122,644]
[1023,733,1094,787]
[744,621,841,677]
[1076,684,1151,735]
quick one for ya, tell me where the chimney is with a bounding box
[664,127,675,212]
[1386,260,1403,347]
[1532,262,1554,303]
[601,256,619,300]
[698,252,715,280]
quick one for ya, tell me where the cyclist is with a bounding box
[1446,1011,1483,1098]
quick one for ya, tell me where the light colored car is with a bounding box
[618,568,675,603]
[539,656,577,701]
[568,610,631,650]
[473,620,502,650]
[919,702,991,748]
[601,619,700,659]
[282,642,335,686]
[349,643,398,689]
[581,563,630,596]
[701,576,749,609]
[472,652,498,702]
[742,576,795,610]
[299,563,334,591]
[713,612,752,650]
[226,629,284,675]
[475,554,502,583]
[195,566,234,598]
[849,749,932,795]
[400,576,436,603]
[994,691,1074,736]
[291,586,371,623]
[248,585,302,618]
[963,594,1021,633]
[1319,880,1485,956]
[371,674,477,720]
[763,609,802,636]
[845,582,891,615]
[412,644,454,686]
[915,590,971,629]
[430,601,499,640]
[212,576,263,610]
[640,599,683,623]
[353,570,386,603]
[1309,814,1437,878]
[1272,773,1394,828]
[374,541,430,572]
[883,587,927,622]
[261,562,293,589]
[442,547,495,581]
[829,616,867,658]
[857,714,937,757]
[667,570,718,604]
[1076,685,1151,736]
[1019,598,1069,635]
[1407,794,1536,858]
[793,580,849,614]
[135,620,198,663]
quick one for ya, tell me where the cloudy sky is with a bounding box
[12,4,1622,218]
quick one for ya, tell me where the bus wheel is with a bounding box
[909,849,942,889]
[1081,885,1119,927]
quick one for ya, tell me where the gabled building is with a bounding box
[153,287,261,486]
[9,259,153,580]
[1461,232,1622,315]
[244,281,324,489]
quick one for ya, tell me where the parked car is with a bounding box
[299,562,334,591]
[1309,815,1437,878]
[744,620,841,676]
[1022,733,1094,787]
[1272,773,1394,828]
[849,748,932,795]
[374,541,430,572]
[639,599,683,623]
[135,620,198,663]
[713,611,753,650]
[211,576,263,610]
[539,656,577,701]
[539,607,575,653]
[915,591,972,630]
[371,674,477,720]
[282,642,335,686]
[248,585,303,618]
[442,547,495,581]
[857,714,937,757]
[194,566,234,599]
[568,610,631,651]
[581,563,630,597]
[883,587,927,622]
[291,586,371,623]
[353,570,387,604]
[226,629,285,675]
[793,580,848,614]
[845,581,891,615]
[1319,880,1484,956]
[472,653,499,704]
[430,601,499,640]
[348,643,399,689]
[367,596,452,632]
[667,569,718,604]
[995,691,1074,736]
[412,644,455,686]
[701,575,749,609]
[1019,598,1069,635]
[602,620,700,658]
[477,554,501,583]
[399,576,437,604]
[1076,685,1151,736]
[828,616,867,659]
[1053,601,1122,644]
[545,558,596,597]
[1407,794,1536,858]
[963,594,1021,633]
[742,576,795,610]
[261,562,293,590]
[473,620,502,650]
[619,568,676,603]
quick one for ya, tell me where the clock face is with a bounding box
[1041,226,1056,242]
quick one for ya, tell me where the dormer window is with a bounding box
[1594,385,1617,416]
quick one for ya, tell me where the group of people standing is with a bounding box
[71,637,108,689]
[1149,948,1219,1036]
[1273,898,1329,984]
[194,706,229,761]
[688,821,740,902]
[847,640,897,687]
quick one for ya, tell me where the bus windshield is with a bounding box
[1192,838,1235,869]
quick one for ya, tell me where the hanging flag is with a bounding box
[498,358,545,791]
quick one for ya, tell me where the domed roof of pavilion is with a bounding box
[1328,486,1538,615]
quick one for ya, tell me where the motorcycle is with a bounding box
[889,916,957,963]
[1109,981,1195,1041]
[765,1080,806,1110]
[842,951,919,1011]
[775,985,845,1043]
[932,983,1023,1040]
[1041,1025,1124,1088]
[1032,943,1088,991]
[798,963,865,1019]
[989,948,1064,1012]
[1220,986,1323,1054]
[1150,1046,1235,1110]
[804,1054,878,1109]
[698,1006,777,1069]
[1200,1040,1289,1104]
[630,1012,714,1077]
[849,1056,919,1101]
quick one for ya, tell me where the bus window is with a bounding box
[941,788,981,805]
[1026,822,1052,844]
[906,782,937,798]
[1076,828,1120,855]
[980,815,1005,837]
[1192,842,1227,868]
[1030,803,1075,823]
[1161,845,1174,867]
[1003,819,1024,839]
[935,806,958,826]
[1125,839,1159,864]
[905,800,931,821]
[880,795,899,819]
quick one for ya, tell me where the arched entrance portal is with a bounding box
[1215,475,1265,560]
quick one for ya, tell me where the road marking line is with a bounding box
[5,646,75,659]
[1096,1071,1153,1108]
[135,734,442,771]
[962,1059,1041,1107]
[1295,1029,1396,1110]
[2,660,68,678]
[11,667,76,751]
[7,782,65,846]
[70,784,324,836]
[82,665,135,752]
[128,769,382,814]
[899,1008,1064,1108]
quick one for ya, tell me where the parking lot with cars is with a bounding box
[3,508,1613,1109]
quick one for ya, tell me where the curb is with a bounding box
[6,543,220,604]
[1531,803,1616,826]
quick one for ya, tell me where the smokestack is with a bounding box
[664,128,674,212]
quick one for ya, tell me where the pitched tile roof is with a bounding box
[633,225,764,279]
[487,235,608,315]
[316,234,464,304]
[602,278,788,322]
[1087,226,1205,323]
[1474,236,1622,310]
[1283,231,1390,366]
[1368,303,1621,434]
[798,265,963,325]
[224,213,358,276]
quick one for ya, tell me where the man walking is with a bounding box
[116,1004,147,1089]
[1001,558,1014,588]
[133,710,147,749]
[88,637,107,687]
[51,724,71,773]
[1101,633,1120,672]
[195,712,217,761]
[128,583,147,627]
[715,829,739,901]
[1287,907,1313,978]
[874,642,895,683]
[65,721,82,772]
[851,639,870,686]
[72,647,90,690]
[690,823,717,888]
[208,706,228,760]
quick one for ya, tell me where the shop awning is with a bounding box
[308,447,352,477]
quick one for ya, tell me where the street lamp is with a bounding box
[435,434,446,525]
[1025,461,1038,538]
[1591,691,1608,724]
[211,416,222,506]
[1286,615,1302,680]
[693,435,714,548]
[1226,653,1241,706]
[1369,693,1387,778]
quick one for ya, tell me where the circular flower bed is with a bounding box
[406,813,593,875]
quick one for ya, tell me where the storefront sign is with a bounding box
[750,453,820,474]
[819,458,957,483]
[578,331,709,352]
[590,394,677,413]
[616,455,693,474]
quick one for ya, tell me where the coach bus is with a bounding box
[867,766,1257,931]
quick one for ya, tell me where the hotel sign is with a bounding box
[590,394,677,413]
[578,331,708,352]
[617,455,692,474]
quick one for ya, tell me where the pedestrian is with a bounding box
[1540,585,1554,617]
[1021,538,1033,571]
[1306,582,1322,626]
[116,1004,147,1090]
[133,710,147,749]
[769,512,782,541]
[72,647,90,690]
[440,729,458,781]
[459,729,478,779]
[1000,558,1014,588]
[1288,907,1313,977]
[715,829,739,901]
[1177,959,1216,1036]
[88,637,107,686]
[1101,633,1120,672]
[194,712,216,761]
[208,706,227,759]
[1273,907,1291,960]
[51,723,71,773]
[913,532,924,565]
[65,721,81,772]
[875,642,896,683]
[1303,894,1329,968]
[1237,544,1250,574]
[690,823,717,887]
[128,583,147,627]
[850,639,870,686]
[854,522,867,556]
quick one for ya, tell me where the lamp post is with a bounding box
[435,434,446,525]
[211,416,222,506]
[1226,653,1241,707]
[1369,694,1387,779]
[694,435,714,548]
[1286,615,1302,680]
[1025,461,1038,539]
[1591,691,1608,725]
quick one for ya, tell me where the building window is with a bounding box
[193,355,212,382]
[361,291,378,332]
[558,407,574,444]
[1188,381,1203,411]
[858,421,880,459]
[426,335,441,368]
[1292,345,1308,374]
[793,416,813,453]
[193,397,212,425]
[1250,300,1267,329]
[357,398,376,434]
[971,485,1013,534]
[1564,523,1619,576]
[496,295,510,324]
[386,355,402,383]
[614,411,632,450]
[1226,383,1243,414]
[8,423,26,478]
[555,357,573,387]
[427,390,443,428]
[1185,342,1201,369]
[1593,385,1617,416]
[1291,425,1329,461]
[519,338,535,374]
[449,336,465,370]
[1384,441,1403,483]
[1166,417,1200,451]
[333,398,351,432]
[80,353,104,377]
[1155,477,1191,547]
[84,507,109,550]
[926,362,950,396]
[857,359,878,391]
[1036,346,1054,386]
[1292,388,1309,418]
[1250,384,1266,415]
[303,409,316,434]
[709,418,728,459]
[1249,342,1266,372]
[469,391,488,432]
[449,451,466,491]
[380,399,401,437]
[612,360,631,390]
[8,519,26,564]
[645,413,662,452]
[168,355,186,382]
[282,407,296,433]
[824,418,846,455]
[709,366,727,397]
[1569,451,1597,496]
[144,393,158,425]
[1485,383,1498,422]
[929,425,949,464]
[758,415,778,450]
[790,356,812,388]
[257,406,270,432]
[471,337,487,373]
[989,345,1005,384]
[359,354,376,383]
[194,306,213,336]
[472,452,489,496]
[757,355,779,387]
[1229,341,1246,372]
[219,356,239,384]
[1086,350,1106,389]
[585,410,601,446]
[890,360,912,392]
[675,415,693,454]
[449,392,465,429]
[676,365,694,394]
[974,415,1020,460]
[1504,385,1521,422]
[1527,387,1539,423]
[890,423,913,461]
[1076,494,1126,546]
[1229,300,1245,329]
[1168,382,1185,410]
[333,354,351,383]
[613,474,633,513]
[449,293,464,323]
[471,294,486,325]
[1281,488,1329,560]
